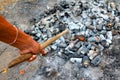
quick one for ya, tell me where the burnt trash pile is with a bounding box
[24,0,120,68]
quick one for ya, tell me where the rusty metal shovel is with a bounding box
[8,29,69,68]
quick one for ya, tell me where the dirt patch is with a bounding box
[101,38,120,80]
[0,0,19,11]
[0,0,37,11]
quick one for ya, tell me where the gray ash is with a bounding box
[24,0,120,79]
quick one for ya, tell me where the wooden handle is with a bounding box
[8,29,69,68]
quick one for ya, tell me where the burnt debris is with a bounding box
[24,0,119,68]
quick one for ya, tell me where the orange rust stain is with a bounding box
[75,36,86,42]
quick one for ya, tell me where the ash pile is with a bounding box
[25,0,120,79]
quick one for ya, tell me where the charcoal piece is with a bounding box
[60,51,72,60]
[88,37,96,42]
[88,36,100,43]
[90,45,96,50]
[26,30,36,36]
[80,47,89,54]
[68,22,80,30]
[106,39,112,45]
[24,30,32,34]
[69,47,78,52]
[49,8,57,14]
[33,37,39,41]
[114,22,120,30]
[44,10,51,15]
[106,31,112,40]
[51,45,57,50]
[59,1,69,9]
[64,12,70,18]
[77,45,86,54]
[58,22,66,32]
[88,50,98,60]
[82,56,90,67]
[78,1,83,8]
[100,30,107,35]
[74,42,81,49]
[100,34,106,41]
[40,12,48,18]
[57,43,67,48]
[31,17,40,23]
[74,9,82,16]
[82,2,89,10]
[46,69,58,77]
[70,2,75,6]
[91,55,102,66]
[86,43,92,49]
[96,25,103,31]
[36,33,41,37]
[54,4,64,11]
[86,25,95,30]
[39,66,58,78]
[90,15,97,19]
[29,17,40,24]
[100,40,106,46]
[66,49,75,54]
[117,11,120,16]
[106,27,112,31]
[75,53,85,58]
[98,44,104,52]
[70,58,82,64]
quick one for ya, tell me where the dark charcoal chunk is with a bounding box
[24,30,32,34]
[54,4,64,11]
[91,55,102,66]
[33,37,39,41]
[24,30,36,36]
[59,1,69,9]
[78,1,83,8]
[70,2,75,6]
[58,22,66,32]
[64,12,70,18]
[74,9,82,16]
[49,8,57,14]
[82,2,89,10]
[90,15,97,19]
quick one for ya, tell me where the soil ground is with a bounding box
[0,0,120,80]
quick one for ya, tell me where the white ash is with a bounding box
[24,0,119,79]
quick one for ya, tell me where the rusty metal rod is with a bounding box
[8,29,69,68]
